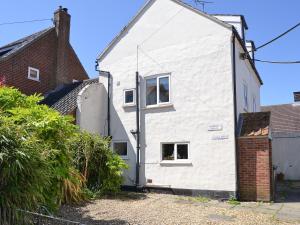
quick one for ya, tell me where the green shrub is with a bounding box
[70,131,128,195]
[0,86,128,211]
[0,119,50,210]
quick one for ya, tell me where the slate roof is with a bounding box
[0,27,54,60]
[262,104,300,133]
[40,78,98,115]
[239,112,270,137]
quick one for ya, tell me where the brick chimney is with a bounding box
[54,6,71,86]
[294,92,300,102]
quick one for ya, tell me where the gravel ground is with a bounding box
[59,192,297,225]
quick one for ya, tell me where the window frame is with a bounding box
[145,74,171,107]
[112,141,128,159]
[160,142,190,163]
[123,88,136,106]
[27,67,40,81]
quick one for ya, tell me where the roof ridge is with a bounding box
[0,27,54,50]
[0,27,54,59]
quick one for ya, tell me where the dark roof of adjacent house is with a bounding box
[240,112,270,137]
[0,27,54,60]
[40,78,98,115]
[262,104,300,133]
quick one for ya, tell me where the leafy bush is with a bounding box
[0,120,50,209]
[70,131,128,195]
[0,87,127,211]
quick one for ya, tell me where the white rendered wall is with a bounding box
[77,83,108,136]
[272,133,300,180]
[98,0,237,192]
[235,39,261,117]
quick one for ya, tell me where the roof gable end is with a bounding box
[97,0,232,61]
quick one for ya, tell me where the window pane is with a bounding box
[177,144,188,159]
[113,142,127,156]
[162,144,174,160]
[125,90,134,104]
[30,69,38,78]
[146,78,157,105]
[159,77,169,103]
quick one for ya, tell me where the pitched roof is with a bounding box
[262,104,300,133]
[0,27,54,60]
[239,112,270,137]
[40,78,98,115]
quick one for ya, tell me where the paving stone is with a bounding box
[207,214,236,222]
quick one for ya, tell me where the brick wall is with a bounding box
[0,30,57,95]
[238,137,273,202]
[0,8,88,96]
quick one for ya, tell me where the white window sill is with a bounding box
[142,103,173,110]
[123,104,136,108]
[28,77,40,82]
[160,160,192,166]
[120,156,129,160]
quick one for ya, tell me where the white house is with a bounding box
[79,0,263,198]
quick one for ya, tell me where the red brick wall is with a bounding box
[238,137,273,202]
[0,29,88,96]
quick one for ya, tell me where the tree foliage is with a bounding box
[0,87,127,211]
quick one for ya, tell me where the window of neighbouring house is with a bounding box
[161,143,189,161]
[124,89,135,106]
[243,83,248,111]
[113,142,128,158]
[28,67,40,81]
[253,96,256,112]
[146,74,170,106]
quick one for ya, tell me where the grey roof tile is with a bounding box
[0,27,54,59]
[262,104,300,133]
[40,78,99,115]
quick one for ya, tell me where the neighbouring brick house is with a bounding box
[0,6,88,96]
[238,112,273,201]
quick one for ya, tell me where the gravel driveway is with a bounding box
[59,192,298,225]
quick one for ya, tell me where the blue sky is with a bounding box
[0,0,299,106]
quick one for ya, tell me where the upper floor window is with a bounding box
[146,74,170,106]
[28,67,39,81]
[123,89,135,106]
[243,83,248,111]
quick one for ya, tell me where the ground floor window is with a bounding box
[113,141,128,158]
[161,143,189,161]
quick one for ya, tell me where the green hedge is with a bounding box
[0,87,127,211]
